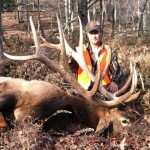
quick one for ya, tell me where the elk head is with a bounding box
[2,16,144,134]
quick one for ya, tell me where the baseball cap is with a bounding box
[86,21,101,33]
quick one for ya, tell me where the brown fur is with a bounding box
[0,112,7,127]
[0,77,131,134]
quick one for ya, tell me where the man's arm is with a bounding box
[109,48,123,85]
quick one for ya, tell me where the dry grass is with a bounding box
[0,118,149,149]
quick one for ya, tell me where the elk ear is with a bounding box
[95,120,111,134]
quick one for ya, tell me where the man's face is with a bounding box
[87,30,102,45]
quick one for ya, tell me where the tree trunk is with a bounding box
[58,2,63,22]
[137,0,140,36]
[65,0,71,35]
[93,2,96,20]
[26,0,30,32]
[37,0,45,38]
[118,0,121,32]
[114,0,117,25]
[99,0,102,25]
[101,0,106,33]
[78,0,88,26]
[143,0,148,33]
[138,0,148,36]
[0,0,3,59]
[111,5,115,38]
[17,0,23,23]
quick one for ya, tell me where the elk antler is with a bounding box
[3,16,100,102]
[4,16,143,107]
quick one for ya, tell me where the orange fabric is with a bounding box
[98,45,111,85]
[77,44,111,89]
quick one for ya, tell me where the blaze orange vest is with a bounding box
[77,44,111,89]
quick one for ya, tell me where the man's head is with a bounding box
[86,21,102,45]
[86,21,101,33]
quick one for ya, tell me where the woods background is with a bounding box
[0,0,150,149]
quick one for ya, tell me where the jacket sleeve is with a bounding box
[109,48,123,84]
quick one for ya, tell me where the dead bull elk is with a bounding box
[1,16,144,134]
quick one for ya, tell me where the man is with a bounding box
[73,21,123,93]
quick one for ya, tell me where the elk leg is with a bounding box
[0,94,16,127]
[0,94,16,111]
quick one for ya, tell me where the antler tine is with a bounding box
[125,74,144,103]
[87,59,101,98]
[57,15,71,72]
[30,16,41,55]
[132,64,138,92]
[97,62,136,102]
[77,16,95,82]
[77,16,84,59]
[97,47,114,99]
[4,16,40,60]
[87,49,112,98]
[98,82,115,100]
[4,17,41,61]
[115,62,133,96]
[3,53,38,60]
[124,91,141,103]
[40,35,61,50]
[96,63,139,107]
[140,74,145,92]
[63,16,95,82]
[96,48,116,100]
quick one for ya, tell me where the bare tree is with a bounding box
[0,0,3,59]
[138,0,148,36]
[17,0,23,23]
[78,0,88,26]
[26,0,30,32]
[111,2,115,37]
[64,0,71,34]
[37,0,45,38]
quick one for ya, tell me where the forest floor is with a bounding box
[0,5,150,150]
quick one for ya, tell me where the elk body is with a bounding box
[1,16,144,134]
[0,77,132,134]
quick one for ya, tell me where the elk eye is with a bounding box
[122,119,129,124]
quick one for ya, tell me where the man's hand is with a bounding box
[108,81,118,93]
